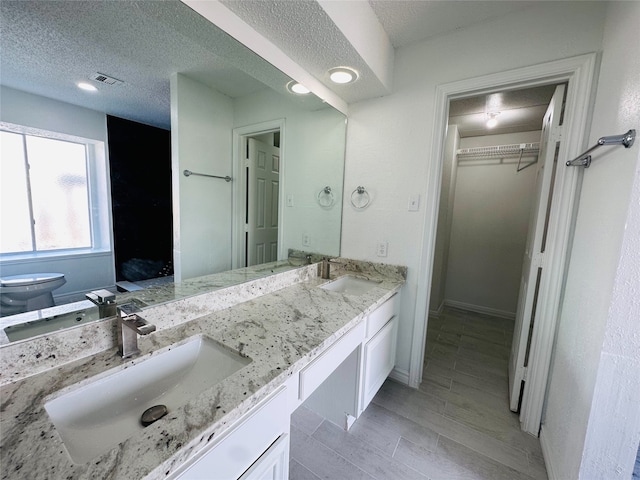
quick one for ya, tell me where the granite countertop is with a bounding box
[0,260,405,480]
[0,259,305,345]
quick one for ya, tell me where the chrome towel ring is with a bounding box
[317,186,335,207]
[350,186,370,209]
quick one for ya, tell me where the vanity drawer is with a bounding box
[298,321,365,401]
[366,293,398,338]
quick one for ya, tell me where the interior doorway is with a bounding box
[411,53,597,436]
[231,119,285,269]
[429,83,560,411]
[430,84,558,319]
[244,131,281,267]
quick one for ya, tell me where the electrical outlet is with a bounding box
[408,194,420,211]
[302,233,311,247]
[286,194,294,207]
[376,241,388,257]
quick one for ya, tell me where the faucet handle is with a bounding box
[86,289,116,305]
[118,302,142,318]
[128,317,156,335]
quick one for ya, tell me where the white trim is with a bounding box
[443,300,516,320]
[519,53,598,435]
[540,425,559,480]
[231,120,286,269]
[410,54,598,427]
[388,367,410,386]
[429,299,445,318]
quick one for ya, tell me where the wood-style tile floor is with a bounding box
[289,307,548,479]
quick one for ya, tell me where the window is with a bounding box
[1,129,106,256]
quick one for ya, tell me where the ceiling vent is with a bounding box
[88,72,123,86]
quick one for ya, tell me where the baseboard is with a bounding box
[443,299,516,320]
[539,426,557,480]
[429,300,445,318]
[389,367,410,386]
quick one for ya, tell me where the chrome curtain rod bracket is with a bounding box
[566,129,636,168]
[183,169,232,182]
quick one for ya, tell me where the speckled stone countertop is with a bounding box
[0,259,405,480]
[0,259,305,346]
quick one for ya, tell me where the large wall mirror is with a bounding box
[0,0,346,342]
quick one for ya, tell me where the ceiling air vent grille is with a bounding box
[88,72,123,86]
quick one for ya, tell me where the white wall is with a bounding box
[444,131,539,316]
[540,2,640,478]
[170,74,234,280]
[429,125,459,313]
[341,2,607,376]
[234,89,345,257]
[0,86,115,300]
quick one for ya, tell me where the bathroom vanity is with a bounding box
[0,259,405,479]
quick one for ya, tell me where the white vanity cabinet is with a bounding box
[169,386,289,480]
[239,434,289,480]
[170,289,401,479]
[300,291,400,428]
[359,293,398,414]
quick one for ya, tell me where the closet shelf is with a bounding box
[456,142,540,160]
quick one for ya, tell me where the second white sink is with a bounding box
[320,275,381,296]
[45,335,251,464]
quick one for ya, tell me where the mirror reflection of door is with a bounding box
[245,133,280,266]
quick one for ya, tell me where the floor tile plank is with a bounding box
[312,420,429,480]
[290,307,547,480]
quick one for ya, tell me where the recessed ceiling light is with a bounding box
[287,81,310,95]
[77,82,98,92]
[328,67,359,85]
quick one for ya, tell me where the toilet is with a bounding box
[0,273,66,316]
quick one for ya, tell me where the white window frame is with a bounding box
[0,122,112,261]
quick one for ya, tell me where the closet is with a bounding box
[429,85,558,319]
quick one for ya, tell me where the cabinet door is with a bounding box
[361,317,397,410]
[239,434,289,480]
[171,387,288,480]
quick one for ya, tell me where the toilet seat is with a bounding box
[0,273,66,287]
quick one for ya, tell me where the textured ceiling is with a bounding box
[219,0,389,103]
[1,0,566,132]
[0,1,325,130]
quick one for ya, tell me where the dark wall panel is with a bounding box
[107,116,173,282]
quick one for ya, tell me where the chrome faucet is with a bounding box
[321,257,343,279]
[85,289,117,318]
[117,303,155,359]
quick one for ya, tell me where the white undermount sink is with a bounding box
[45,335,251,464]
[320,275,382,296]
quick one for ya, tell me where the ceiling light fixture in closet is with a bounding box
[328,67,359,84]
[486,112,500,128]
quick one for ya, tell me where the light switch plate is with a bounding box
[286,194,294,207]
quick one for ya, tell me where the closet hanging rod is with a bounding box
[183,169,232,182]
[566,129,635,168]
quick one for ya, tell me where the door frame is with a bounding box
[411,53,598,434]
[231,119,286,269]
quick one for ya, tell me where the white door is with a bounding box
[508,84,565,412]
[246,137,280,266]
